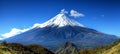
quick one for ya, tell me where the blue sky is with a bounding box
[0,0,120,39]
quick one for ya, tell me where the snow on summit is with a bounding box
[37,9,84,28]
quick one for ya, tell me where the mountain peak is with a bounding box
[37,10,84,28]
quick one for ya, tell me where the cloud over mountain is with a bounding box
[1,28,31,39]
[70,10,84,18]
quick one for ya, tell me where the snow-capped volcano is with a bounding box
[36,10,84,28]
[5,9,118,52]
[2,9,84,39]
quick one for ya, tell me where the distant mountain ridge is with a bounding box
[5,10,119,52]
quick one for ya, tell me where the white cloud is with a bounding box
[1,28,31,39]
[60,9,68,14]
[0,38,3,40]
[70,10,84,18]
[1,28,22,39]
[0,23,42,40]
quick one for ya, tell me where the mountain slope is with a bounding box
[102,43,120,54]
[75,39,120,54]
[5,11,119,52]
[55,42,78,54]
[100,39,120,54]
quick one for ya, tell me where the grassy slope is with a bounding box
[77,39,120,54]
[102,43,120,54]
[94,39,120,54]
[0,46,16,54]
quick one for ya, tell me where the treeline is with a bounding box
[0,41,54,54]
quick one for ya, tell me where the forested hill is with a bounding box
[0,41,54,54]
